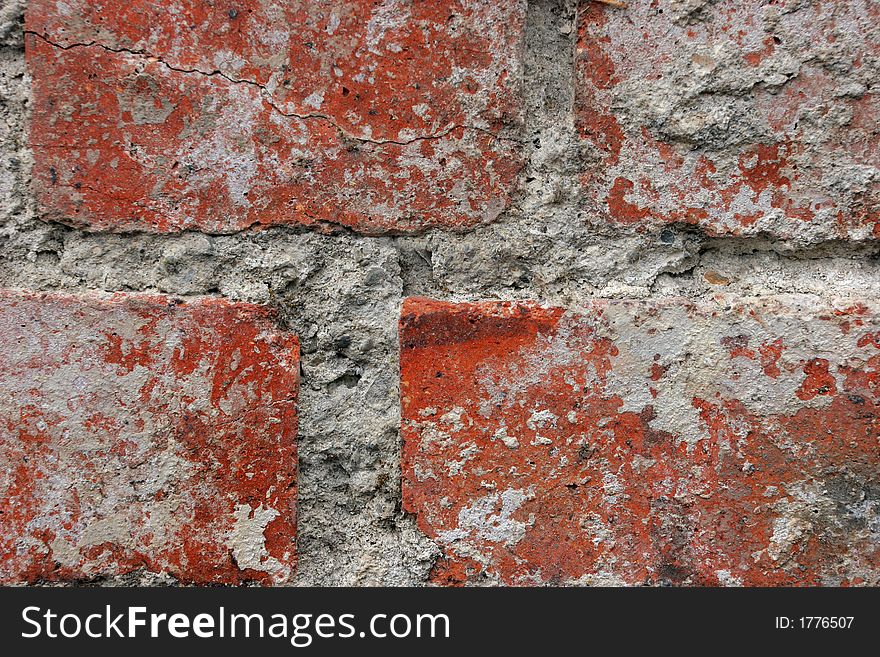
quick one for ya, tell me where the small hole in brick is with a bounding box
[660,228,676,244]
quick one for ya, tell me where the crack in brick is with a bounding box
[27,31,522,148]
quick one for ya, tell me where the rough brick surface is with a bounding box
[401,297,880,586]
[26,0,524,234]
[4,0,880,589]
[0,289,299,584]
[576,0,879,240]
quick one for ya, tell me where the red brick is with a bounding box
[0,290,299,584]
[400,297,880,585]
[25,0,524,234]
[576,0,878,239]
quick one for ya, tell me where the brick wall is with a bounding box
[0,0,877,585]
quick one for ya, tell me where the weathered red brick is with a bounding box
[25,0,524,234]
[576,0,878,240]
[0,290,299,584]
[401,297,880,585]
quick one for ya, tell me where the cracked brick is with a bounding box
[26,0,525,233]
[0,289,299,584]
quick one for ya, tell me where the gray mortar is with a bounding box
[1,0,879,585]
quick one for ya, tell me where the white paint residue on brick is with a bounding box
[229,503,285,576]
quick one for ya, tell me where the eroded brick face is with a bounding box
[576,0,879,240]
[401,297,880,585]
[26,0,524,233]
[0,290,299,584]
